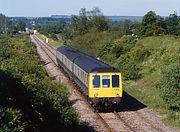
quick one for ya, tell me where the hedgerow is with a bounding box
[159,63,180,110]
[0,108,25,132]
[0,35,91,131]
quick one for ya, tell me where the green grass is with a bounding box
[70,33,180,128]
[123,36,180,128]
[36,33,63,48]
[38,33,180,128]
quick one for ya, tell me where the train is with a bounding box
[56,45,123,106]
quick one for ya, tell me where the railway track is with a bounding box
[31,34,138,132]
[120,101,164,132]
[34,34,172,132]
[31,34,179,132]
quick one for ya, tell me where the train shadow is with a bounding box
[98,91,147,113]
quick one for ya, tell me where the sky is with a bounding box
[0,0,180,17]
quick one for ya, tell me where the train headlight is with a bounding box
[94,93,98,97]
[116,93,119,97]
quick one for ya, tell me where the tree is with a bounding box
[71,9,89,35]
[70,7,109,36]
[90,7,109,31]
[177,21,180,35]
[16,20,26,31]
[165,12,179,35]
[122,20,132,35]
[136,11,165,36]
[62,26,73,41]
[0,13,18,35]
[91,15,109,31]
[0,13,10,34]
[7,25,18,35]
[38,22,65,35]
[142,11,157,26]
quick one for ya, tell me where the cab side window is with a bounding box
[93,75,100,88]
[112,75,119,87]
[102,75,110,88]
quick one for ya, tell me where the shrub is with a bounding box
[117,54,141,80]
[48,33,58,41]
[0,36,80,131]
[0,108,25,132]
[159,63,180,110]
[132,45,151,62]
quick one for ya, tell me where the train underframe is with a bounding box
[89,97,121,106]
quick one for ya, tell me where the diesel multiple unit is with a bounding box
[56,45,122,105]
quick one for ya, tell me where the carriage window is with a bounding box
[102,75,110,88]
[78,68,79,76]
[93,75,100,88]
[112,75,119,87]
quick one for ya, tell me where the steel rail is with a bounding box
[32,34,114,132]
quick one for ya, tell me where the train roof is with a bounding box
[57,45,119,73]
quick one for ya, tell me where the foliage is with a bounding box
[31,8,180,127]
[135,11,165,36]
[115,43,150,80]
[159,63,180,110]
[165,12,179,35]
[97,35,134,61]
[0,36,92,131]
[0,108,25,132]
[62,7,109,40]
[71,34,180,127]
[133,11,180,37]
[61,26,74,41]
[0,13,27,36]
[16,20,26,32]
[38,22,65,35]
[47,33,58,40]
[70,30,142,81]
[0,13,13,35]
[117,55,141,80]
[70,30,122,58]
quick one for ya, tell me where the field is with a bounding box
[69,34,180,128]
[123,36,180,127]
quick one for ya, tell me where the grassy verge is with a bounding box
[36,33,63,48]
[70,33,180,128]
[124,79,180,126]
[123,36,180,128]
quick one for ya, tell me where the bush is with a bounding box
[159,63,180,110]
[48,33,58,41]
[0,108,25,132]
[117,55,141,80]
[0,36,80,131]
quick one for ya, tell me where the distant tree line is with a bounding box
[62,7,109,40]
[37,9,180,42]
[0,13,26,36]
[36,22,66,40]
[109,11,180,37]
[37,7,110,41]
[134,11,180,36]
